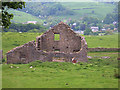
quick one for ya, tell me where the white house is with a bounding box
[90,27,99,32]
[22,21,37,24]
[113,21,117,25]
[75,31,84,34]
[26,21,37,24]
[73,23,77,26]
[101,28,106,31]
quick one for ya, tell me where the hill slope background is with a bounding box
[8,2,116,23]
[8,9,44,23]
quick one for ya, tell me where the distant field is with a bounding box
[2,32,118,56]
[8,9,44,23]
[61,2,115,19]
[84,34,118,48]
[2,52,118,88]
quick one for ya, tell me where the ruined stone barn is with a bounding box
[7,22,88,64]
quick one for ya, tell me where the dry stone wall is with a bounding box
[88,48,120,52]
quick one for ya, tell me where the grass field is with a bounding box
[2,32,118,56]
[61,2,115,20]
[84,33,118,48]
[2,52,119,88]
[2,32,119,88]
[8,9,44,23]
[2,32,42,56]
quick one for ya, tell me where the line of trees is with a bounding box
[3,23,47,32]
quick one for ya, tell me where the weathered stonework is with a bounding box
[7,22,88,64]
[88,48,120,52]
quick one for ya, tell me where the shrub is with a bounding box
[114,73,120,79]
[77,62,83,65]
[98,59,102,61]
[2,58,5,63]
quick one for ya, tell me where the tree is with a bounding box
[104,31,113,35]
[109,24,115,30]
[84,28,92,35]
[83,16,100,25]
[1,1,25,28]
[103,13,115,24]
[3,23,47,32]
[80,23,86,31]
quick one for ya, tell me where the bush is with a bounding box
[114,73,120,79]
[92,32,99,35]
[2,58,5,63]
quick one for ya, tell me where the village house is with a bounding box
[75,30,84,34]
[7,22,88,64]
[101,28,106,31]
[90,27,99,32]
[23,21,37,24]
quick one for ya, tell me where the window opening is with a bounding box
[54,33,60,41]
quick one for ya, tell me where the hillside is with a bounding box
[61,2,115,19]
[18,2,75,16]
[8,9,44,23]
[8,2,115,23]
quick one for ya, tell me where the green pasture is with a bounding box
[61,2,115,19]
[2,32,119,88]
[2,52,118,88]
[2,32,42,56]
[84,33,118,48]
[8,9,44,23]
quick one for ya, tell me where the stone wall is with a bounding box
[7,37,88,64]
[36,22,81,53]
[88,48,120,52]
[7,41,38,64]
[7,22,88,64]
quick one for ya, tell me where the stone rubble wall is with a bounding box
[36,23,82,53]
[6,22,88,64]
[7,41,38,64]
[88,48,120,52]
[6,36,88,64]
